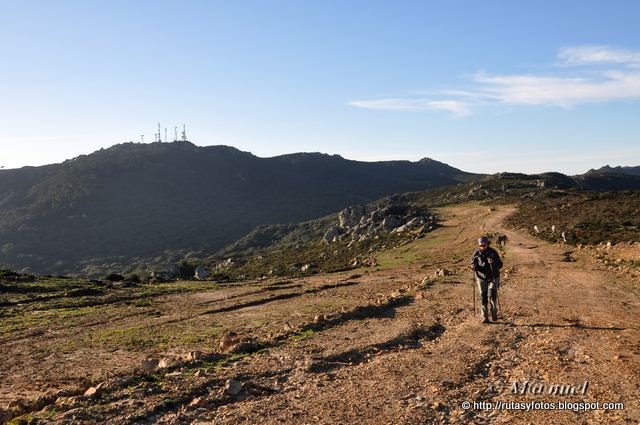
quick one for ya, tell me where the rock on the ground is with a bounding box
[141,358,160,372]
[83,383,104,398]
[435,268,451,277]
[187,350,204,361]
[158,357,173,368]
[224,379,243,396]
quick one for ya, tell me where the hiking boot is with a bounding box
[492,312,498,321]
[482,317,490,324]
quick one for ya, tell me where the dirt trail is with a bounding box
[209,204,639,424]
[2,203,639,424]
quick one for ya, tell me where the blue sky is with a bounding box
[1,0,639,174]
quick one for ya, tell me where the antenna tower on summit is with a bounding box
[181,124,188,142]
[174,126,178,142]
[157,123,162,142]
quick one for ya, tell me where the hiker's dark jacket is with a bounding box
[471,247,503,281]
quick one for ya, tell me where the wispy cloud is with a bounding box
[557,45,640,67]
[473,70,640,107]
[349,45,640,116]
[348,98,471,117]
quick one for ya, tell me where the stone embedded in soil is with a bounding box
[219,332,241,352]
[189,397,205,407]
[141,358,160,372]
[158,357,173,368]
[225,379,243,396]
[83,382,105,398]
[187,351,204,361]
[283,322,295,332]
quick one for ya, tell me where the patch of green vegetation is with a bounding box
[376,235,444,269]
[131,299,153,307]
[291,329,316,340]
[84,325,169,350]
[0,302,102,339]
[186,352,254,375]
[73,322,222,351]
[8,415,37,425]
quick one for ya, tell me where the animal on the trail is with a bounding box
[497,234,508,246]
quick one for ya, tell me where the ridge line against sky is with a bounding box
[1,1,639,174]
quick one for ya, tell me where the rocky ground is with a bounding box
[1,202,638,424]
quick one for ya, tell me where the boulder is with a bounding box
[323,226,342,244]
[219,332,241,352]
[190,397,205,407]
[405,217,425,228]
[391,224,410,233]
[301,263,317,272]
[216,258,234,270]
[187,351,204,362]
[141,358,160,372]
[158,358,173,369]
[194,266,209,280]
[338,206,366,229]
[83,383,104,398]
[421,276,434,286]
[435,268,452,277]
[351,224,368,240]
[382,215,405,232]
[225,379,243,396]
[233,340,260,354]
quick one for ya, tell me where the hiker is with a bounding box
[497,234,508,246]
[470,236,503,323]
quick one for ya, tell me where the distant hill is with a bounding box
[0,141,475,275]
[587,165,640,176]
[174,170,640,281]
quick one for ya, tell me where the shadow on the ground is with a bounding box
[498,322,626,331]
[202,281,361,315]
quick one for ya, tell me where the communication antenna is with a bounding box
[181,124,188,142]
[174,126,178,142]
[158,123,162,142]
[141,134,144,143]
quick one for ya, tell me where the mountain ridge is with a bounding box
[0,141,475,275]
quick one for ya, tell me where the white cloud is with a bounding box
[558,45,640,67]
[350,45,640,116]
[473,70,640,107]
[349,98,471,117]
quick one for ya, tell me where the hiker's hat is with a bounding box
[478,236,489,246]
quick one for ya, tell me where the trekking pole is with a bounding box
[489,260,498,319]
[472,271,476,316]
